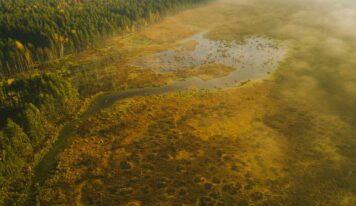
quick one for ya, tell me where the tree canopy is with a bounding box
[0,73,78,204]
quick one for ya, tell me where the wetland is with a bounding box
[26,0,356,205]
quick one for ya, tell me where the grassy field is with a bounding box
[35,0,356,205]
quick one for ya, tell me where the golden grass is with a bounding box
[38,81,289,205]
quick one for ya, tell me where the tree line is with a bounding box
[0,0,210,77]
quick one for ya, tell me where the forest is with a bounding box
[0,73,79,204]
[0,0,209,204]
[0,0,209,76]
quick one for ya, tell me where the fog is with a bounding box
[202,0,356,204]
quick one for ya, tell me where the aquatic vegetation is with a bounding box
[133,31,286,75]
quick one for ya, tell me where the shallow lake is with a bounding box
[133,31,286,88]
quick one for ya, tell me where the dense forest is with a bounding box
[0,0,210,204]
[0,0,210,77]
[0,73,79,204]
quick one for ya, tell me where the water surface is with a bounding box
[85,32,287,113]
[133,32,287,82]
